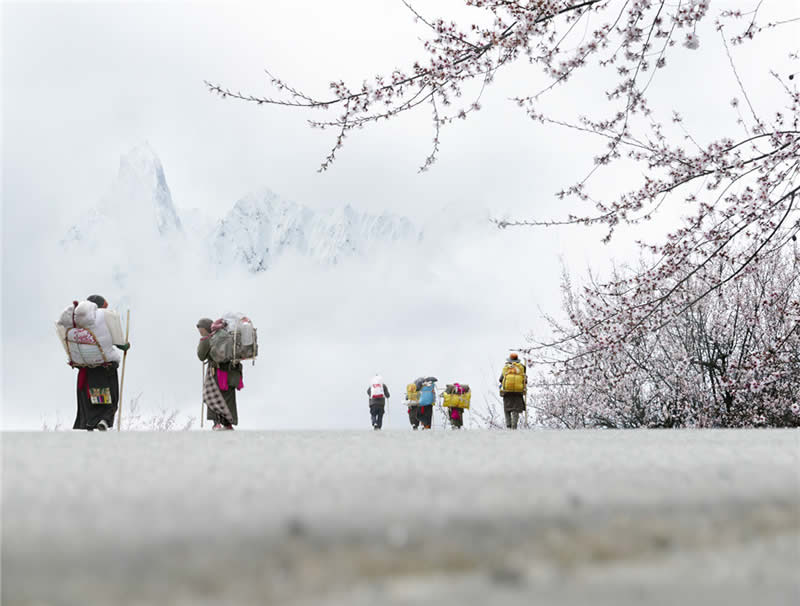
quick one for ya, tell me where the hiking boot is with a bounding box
[212,423,223,431]
[222,423,235,431]
[96,420,109,431]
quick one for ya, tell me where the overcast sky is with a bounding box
[4,1,554,222]
[5,0,791,235]
[2,0,794,429]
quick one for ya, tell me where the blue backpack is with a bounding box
[419,383,436,406]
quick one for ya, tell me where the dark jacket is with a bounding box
[367,383,390,406]
[198,337,242,385]
[502,393,526,413]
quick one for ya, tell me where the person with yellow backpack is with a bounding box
[405,381,421,430]
[442,383,470,429]
[499,353,526,429]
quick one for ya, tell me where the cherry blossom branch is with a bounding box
[720,27,760,128]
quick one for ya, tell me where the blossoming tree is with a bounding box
[208,1,799,426]
[534,249,800,427]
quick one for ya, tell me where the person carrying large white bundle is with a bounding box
[55,295,130,431]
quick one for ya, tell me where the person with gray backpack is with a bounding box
[197,316,255,430]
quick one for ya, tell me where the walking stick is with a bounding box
[117,309,130,432]
[200,362,206,428]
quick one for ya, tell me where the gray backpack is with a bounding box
[209,315,258,363]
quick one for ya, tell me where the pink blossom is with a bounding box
[683,33,700,49]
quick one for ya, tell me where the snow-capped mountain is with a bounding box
[212,190,421,272]
[63,143,182,247]
[62,145,421,272]
[104,143,182,237]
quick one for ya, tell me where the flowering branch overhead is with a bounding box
[208,1,799,405]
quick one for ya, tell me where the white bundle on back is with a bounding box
[56,301,121,366]
[370,375,385,398]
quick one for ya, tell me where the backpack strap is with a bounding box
[83,327,108,365]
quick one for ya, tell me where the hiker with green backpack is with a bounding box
[499,353,526,429]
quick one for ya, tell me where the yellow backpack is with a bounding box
[406,383,420,402]
[501,362,526,393]
[443,391,471,409]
